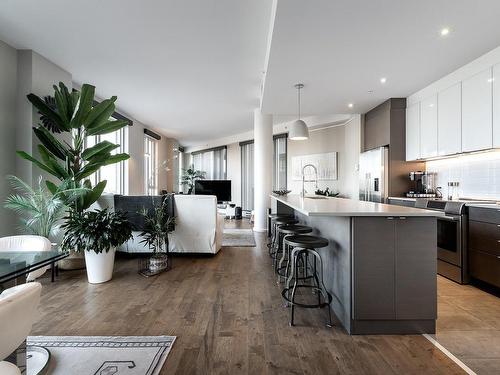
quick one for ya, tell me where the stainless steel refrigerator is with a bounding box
[359,146,389,203]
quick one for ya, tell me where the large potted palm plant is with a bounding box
[18,82,130,269]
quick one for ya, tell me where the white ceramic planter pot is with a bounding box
[84,247,116,284]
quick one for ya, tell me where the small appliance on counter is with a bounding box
[406,171,436,198]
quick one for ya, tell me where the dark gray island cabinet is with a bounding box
[271,195,441,335]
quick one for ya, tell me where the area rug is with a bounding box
[26,335,176,375]
[222,228,256,247]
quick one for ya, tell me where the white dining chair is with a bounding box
[0,235,53,281]
[0,282,42,374]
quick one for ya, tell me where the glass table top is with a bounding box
[0,250,69,283]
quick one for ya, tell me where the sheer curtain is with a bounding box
[273,135,287,190]
[192,146,227,180]
[240,141,254,211]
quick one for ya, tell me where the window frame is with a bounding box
[144,134,159,196]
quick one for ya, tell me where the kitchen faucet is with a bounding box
[301,164,318,197]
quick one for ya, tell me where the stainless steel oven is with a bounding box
[436,214,462,267]
[418,200,484,284]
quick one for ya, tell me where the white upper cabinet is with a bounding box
[493,63,500,147]
[437,83,461,156]
[406,102,420,161]
[462,68,493,152]
[419,95,438,158]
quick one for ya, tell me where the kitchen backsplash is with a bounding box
[426,151,500,201]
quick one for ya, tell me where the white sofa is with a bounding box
[95,194,224,254]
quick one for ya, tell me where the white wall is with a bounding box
[226,142,241,205]
[127,120,178,195]
[342,115,362,199]
[287,125,346,195]
[0,40,18,236]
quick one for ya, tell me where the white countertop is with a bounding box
[271,195,444,217]
[466,202,500,209]
[387,196,417,202]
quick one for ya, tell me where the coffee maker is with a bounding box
[407,171,436,198]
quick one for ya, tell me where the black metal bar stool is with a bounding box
[275,224,313,282]
[281,234,333,327]
[269,216,298,262]
[267,213,293,253]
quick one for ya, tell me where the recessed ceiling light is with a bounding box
[380,77,387,84]
[348,103,354,108]
[440,27,450,36]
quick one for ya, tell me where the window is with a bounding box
[273,135,287,190]
[192,146,227,180]
[144,135,158,195]
[87,122,128,195]
[240,141,254,211]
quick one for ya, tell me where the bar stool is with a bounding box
[269,216,298,261]
[281,234,333,327]
[275,224,313,281]
[267,213,293,252]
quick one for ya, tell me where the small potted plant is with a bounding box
[138,197,175,275]
[61,209,132,284]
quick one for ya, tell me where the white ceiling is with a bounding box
[262,0,500,115]
[0,0,272,146]
[2,1,500,146]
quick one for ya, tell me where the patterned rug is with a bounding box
[222,228,256,247]
[27,336,175,375]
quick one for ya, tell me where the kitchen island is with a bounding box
[271,194,444,335]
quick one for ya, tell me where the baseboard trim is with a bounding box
[422,334,476,375]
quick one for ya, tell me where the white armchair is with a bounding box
[0,283,42,374]
[0,236,53,281]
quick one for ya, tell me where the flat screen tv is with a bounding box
[195,180,231,203]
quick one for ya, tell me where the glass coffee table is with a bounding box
[0,250,69,285]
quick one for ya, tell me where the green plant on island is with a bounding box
[18,82,130,215]
[180,165,205,194]
[61,209,132,254]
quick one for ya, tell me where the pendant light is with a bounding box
[288,83,309,140]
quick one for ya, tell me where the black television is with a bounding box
[194,180,231,203]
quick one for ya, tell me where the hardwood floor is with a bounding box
[434,276,500,374]
[32,221,466,374]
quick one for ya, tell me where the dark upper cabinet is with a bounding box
[363,99,425,197]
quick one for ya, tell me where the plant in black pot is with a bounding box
[138,197,175,276]
[61,209,132,284]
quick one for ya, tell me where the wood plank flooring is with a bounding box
[32,221,467,374]
[434,276,500,374]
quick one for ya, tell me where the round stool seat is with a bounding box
[278,224,312,235]
[274,217,298,225]
[284,234,328,249]
[268,213,293,219]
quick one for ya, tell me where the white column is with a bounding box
[253,108,273,232]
